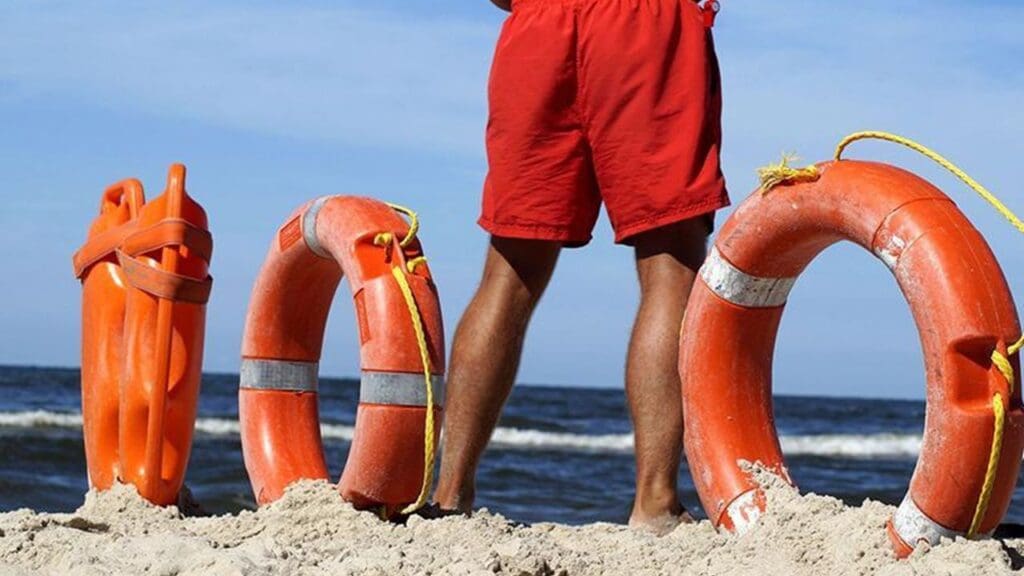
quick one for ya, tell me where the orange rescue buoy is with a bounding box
[239,196,444,517]
[73,164,213,505]
[680,159,1024,555]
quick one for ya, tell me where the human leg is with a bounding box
[433,237,560,512]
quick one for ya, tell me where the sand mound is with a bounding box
[0,478,1019,575]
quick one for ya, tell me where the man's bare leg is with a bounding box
[626,218,708,534]
[434,236,561,513]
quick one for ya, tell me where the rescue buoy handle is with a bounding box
[72,180,148,278]
[759,131,1024,537]
[142,163,195,499]
[101,179,145,219]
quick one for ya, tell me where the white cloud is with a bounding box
[720,1,1022,150]
[0,1,494,156]
[715,0,1024,261]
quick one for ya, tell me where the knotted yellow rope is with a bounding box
[835,131,1024,235]
[757,153,821,193]
[405,256,428,274]
[391,263,436,515]
[373,202,422,248]
[970,337,1023,536]
[375,203,429,273]
[970,393,1006,537]
[372,202,436,516]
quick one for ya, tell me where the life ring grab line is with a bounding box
[756,131,1023,540]
[388,258,437,514]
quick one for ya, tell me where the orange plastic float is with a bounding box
[239,196,444,517]
[680,135,1024,556]
[73,164,213,505]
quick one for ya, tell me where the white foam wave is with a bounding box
[780,433,922,458]
[491,428,635,453]
[0,410,924,458]
[194,419,359,441]
[0,410,83,428]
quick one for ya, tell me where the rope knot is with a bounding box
[406,256,428,274]
[757,154,821,193]
[373,232,396,263]
[374,232,394,247]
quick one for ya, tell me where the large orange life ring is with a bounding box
[73,164,213,505]
[239,196,444,517]
[680,159,1024,556]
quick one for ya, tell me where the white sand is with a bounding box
[0,473,1020,575]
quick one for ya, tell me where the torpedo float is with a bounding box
[679,132,1024,557]
[239,196,445,518]
[72,164,213,506]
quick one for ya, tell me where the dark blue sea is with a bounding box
[2,365,1023,526]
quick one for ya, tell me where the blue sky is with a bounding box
[1,0,1022,398]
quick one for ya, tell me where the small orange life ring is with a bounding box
[239,196,444,517]
[680,160,1024,556]
[73,164,213,505]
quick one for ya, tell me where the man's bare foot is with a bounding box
[628,508,695,536]
[413,503,470,520]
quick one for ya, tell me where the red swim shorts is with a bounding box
[479,0,729,246]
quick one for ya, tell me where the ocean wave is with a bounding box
[0,410,83,428]
[780,434,921,458]
[0,410,923,458]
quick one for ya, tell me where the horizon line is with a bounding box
[0,363,927,402]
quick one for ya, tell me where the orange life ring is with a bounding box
[680,160,1024,556]
[73,164,213,505]
[239,196,444,517]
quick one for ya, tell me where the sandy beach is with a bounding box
[0,471,1019,576]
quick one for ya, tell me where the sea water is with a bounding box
[1,365,1020,526]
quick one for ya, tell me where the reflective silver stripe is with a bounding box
[302,196,333,259]
[360,371,445,407]
[892,494,963,547]
[240,359,319,392]
[700,246,796,308]
[724,489,762,535]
